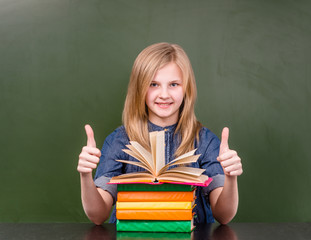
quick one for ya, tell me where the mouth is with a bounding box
[156,102,173,108]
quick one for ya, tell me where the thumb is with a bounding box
[85,124,96,148]
[219,127,229,155]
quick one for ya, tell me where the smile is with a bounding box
[156,102,173,108]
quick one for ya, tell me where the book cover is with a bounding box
[117,231,192,239]
[117,190,196,202]
[116,201,195,210]
[116,183,196,192]
[116,209,194,220]
[116,219,194,232]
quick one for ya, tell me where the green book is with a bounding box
[116,231,192,240]
[116,219,195,233]
[117,183,196,192]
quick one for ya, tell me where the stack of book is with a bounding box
[108,130,212,232]
[116,183,197,232]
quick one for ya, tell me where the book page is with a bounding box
[125,141,154,173]
[129,141,152,163]
[109,172,155,183]
[157,172,209,183]
[155,130,165,176]
[123,147,154,173]
[163,166,206,176]
[116,159,153,173]
[149,131,157,174]
[171,149,197,162]
[158,155,201,175]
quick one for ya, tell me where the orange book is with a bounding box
[116,201,195,210]
[116,209,194,220]
[117,190,195,202]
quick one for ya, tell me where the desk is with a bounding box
[0,222,310,240]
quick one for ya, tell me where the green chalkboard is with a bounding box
[0,0,310,222]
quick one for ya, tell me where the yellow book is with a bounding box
[116,201,195,210]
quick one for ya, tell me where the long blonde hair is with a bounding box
[122,42,202,157]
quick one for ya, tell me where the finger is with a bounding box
[82,146,101,157]
[78,159,98,169]
[85,124,96,148]
[228,168,243,176]
[223,162,242,173]
[219,127,229,155]
[79,152,100,164]
[217,150,238,161]
[218,155,241,168]
[77,165,93,173]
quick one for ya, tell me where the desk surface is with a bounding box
[0,222,310,240]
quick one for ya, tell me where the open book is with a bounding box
[109,131,211,186]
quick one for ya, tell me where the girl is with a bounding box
[77,42,243,225]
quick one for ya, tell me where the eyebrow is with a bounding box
[169,80,182,83]
[151,79,182,83]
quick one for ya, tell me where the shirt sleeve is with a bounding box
[196,127,225,196]
[93,126,129,204]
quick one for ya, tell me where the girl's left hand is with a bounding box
[217,127,243,176]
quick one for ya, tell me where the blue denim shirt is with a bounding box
[94,121,225,224]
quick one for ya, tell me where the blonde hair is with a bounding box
[122,42,202,157]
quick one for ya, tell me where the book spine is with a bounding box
[117,191,195,202]
[116,209,194,220]
[116,220,193,232]
[116,231,192,239]
[116,201,193,210]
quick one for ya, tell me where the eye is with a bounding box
[150,82,158,87]
[170,83,179,87]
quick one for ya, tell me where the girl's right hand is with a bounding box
[77,124,101,174]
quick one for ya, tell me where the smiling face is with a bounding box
[146,62,184,127]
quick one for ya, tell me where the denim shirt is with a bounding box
[94,122,225,224]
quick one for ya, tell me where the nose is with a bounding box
[159,86,169,99]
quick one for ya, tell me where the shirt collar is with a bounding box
[148,121,177,133]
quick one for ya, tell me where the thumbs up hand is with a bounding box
[217,127,243,176]
[77,124,101,174]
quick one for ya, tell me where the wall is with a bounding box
[0,0,310,222]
